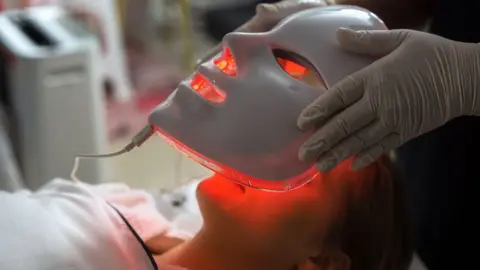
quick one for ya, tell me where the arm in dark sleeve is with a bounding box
[334,0,434,29]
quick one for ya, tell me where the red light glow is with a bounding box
[277,58,308,80]
[154,125,318,191]
[214,47,237,76]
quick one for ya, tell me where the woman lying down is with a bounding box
[0,156,412,270]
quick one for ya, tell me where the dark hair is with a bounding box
[337,156,413,270]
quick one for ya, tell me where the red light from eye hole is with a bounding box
[277,58,308,79]
[153,125,318,192]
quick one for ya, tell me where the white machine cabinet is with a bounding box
[0,6,109,189]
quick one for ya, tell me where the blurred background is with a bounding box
[0,0,276,192]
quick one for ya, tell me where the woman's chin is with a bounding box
[196,174,246,206]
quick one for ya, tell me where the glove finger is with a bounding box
[314,121,390,172]
[242,4,285,33]
[336,28,409,57]
[298,75,365,130]
[253,1,327,31]
[196,13,262,67]
[351,133,401,170]
[196,1,327,66]
[299,99,374,162]
[257,1,326,20]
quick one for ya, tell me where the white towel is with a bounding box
[0,179,157,269]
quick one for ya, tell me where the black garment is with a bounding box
[397,1,480,269]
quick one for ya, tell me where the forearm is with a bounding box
[331,0,433,29]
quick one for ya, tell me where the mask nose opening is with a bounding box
[272,49,327,89]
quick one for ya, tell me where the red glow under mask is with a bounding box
[149,6,386,191]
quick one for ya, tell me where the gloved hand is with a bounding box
[298,28,480,171]
[197,0,329,65]
[242,0,330,32]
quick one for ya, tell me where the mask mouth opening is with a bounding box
[272,49,327,89]
[189,73,226,104]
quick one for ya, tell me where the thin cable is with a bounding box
[70,125,155,183]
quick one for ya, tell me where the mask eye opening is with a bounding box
[272,49,327,89]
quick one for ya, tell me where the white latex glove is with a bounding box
[243,0,330,32]
[298,28,480,171]
[197,0,329,65]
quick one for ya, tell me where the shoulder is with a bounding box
[0,179,155,270]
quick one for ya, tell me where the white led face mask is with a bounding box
[149,6,386,191]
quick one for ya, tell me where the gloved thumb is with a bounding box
[336,28,408,57]
[255,3,296,24]
[256,0,327,22]
[256,3,277,16]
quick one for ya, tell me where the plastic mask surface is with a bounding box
[149,6,386,191]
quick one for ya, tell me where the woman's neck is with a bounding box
[156,230,298,270]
